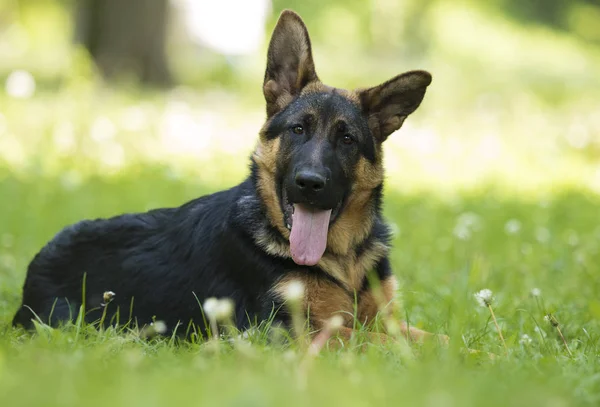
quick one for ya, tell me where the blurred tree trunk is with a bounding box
[75,0,172,86]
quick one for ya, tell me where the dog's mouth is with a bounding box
[281,188,343,267]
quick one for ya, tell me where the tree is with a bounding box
[74,0,172,86]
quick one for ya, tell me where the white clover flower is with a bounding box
[203,297,219,320]
[453,224,471,241]
[519,334,532,345]
[282,350,297,362]
[531,288,541,297]
[326,315,344,331]
[284,280,305,302]
[474,289,494,307]
[504,219,522,235]
[102,291,116,306]
[535,227,551,243]
[203,298,234,322]
[53,121,76,154]
[5,70,36,99]
[237,327,258,341]
[453,212,481,241]
[151,320,167,334]
[534,326,547,338]
[90,116,117,143]
[214,298,234,321]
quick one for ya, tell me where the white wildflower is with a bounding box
[453,224,471,241]
[535,227,551,243]
[203,297,219,320]
[531,288,541,297]
[284,280,305,302]
[326,315,344,331]
[53,121,76,154]
[237,327,258,341]
[474,288,494,307]
[453,212,481,241]
[214,298,234,321]
[5,70,35,99]
[282,350,297,362]
[534,326,547,338]
[203,298,234,322]
[504,219,521,235]
[102,291,116,306]
[151,320,167,334]
[121,106,147,132]
[566,231,579,246]
[90,116,116,143]
[519,334,532,345]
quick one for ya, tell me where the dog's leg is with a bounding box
[397,321,449,345]
[317,325,447,353]
[320,326,390,351]
[12,298,80,329]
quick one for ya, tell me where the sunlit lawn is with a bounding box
[1,3,600,401]
[0,81,599,406]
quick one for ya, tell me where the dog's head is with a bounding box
[253,10,431,266]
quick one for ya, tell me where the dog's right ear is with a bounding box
[263,10,318,117]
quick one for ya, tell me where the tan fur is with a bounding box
[252,100,387,290]
[300,81,333,95]
[318,239,389,292]
[263,81,295,115]
[252,137,289,240]
[331,326,390,348]
[325,155,384,257]
[271,272,397,330]
[357,275,399,324]
[271,273,355,329]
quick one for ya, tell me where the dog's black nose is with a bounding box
[295,170,326,192]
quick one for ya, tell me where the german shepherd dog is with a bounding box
[13,10,438,344]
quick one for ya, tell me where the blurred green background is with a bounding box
[1,1,600,406]
[1,0,599,191]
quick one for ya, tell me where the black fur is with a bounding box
[12,168,390,334]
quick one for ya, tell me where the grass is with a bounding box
[1,3,599,400]
[1,160,599,406]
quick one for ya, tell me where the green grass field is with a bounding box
[1,3,600,399]
[1,90,599,406]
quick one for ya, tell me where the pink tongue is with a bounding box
[289,204,332,266]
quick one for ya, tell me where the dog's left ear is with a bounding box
[263,10,319,117]
[358,70,432,142]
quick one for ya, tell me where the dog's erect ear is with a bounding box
[263,10,318,117]
[358,70,432,142]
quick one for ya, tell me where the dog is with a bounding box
[12,10,436,344]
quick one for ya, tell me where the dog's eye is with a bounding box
[342,135,354,145]
[292,125,304,135]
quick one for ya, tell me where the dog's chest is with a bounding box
[271,268,393,330]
